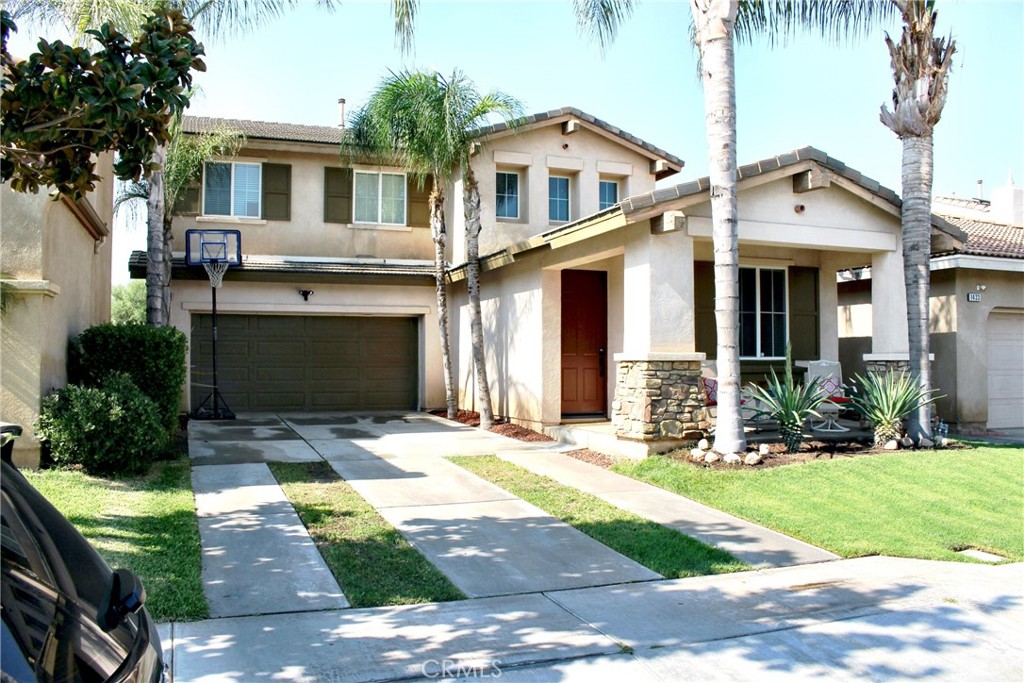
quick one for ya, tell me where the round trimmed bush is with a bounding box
[36,373,165,475]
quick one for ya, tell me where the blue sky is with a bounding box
[6,1,1022,282]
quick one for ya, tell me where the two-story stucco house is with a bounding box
[141,108,966,457]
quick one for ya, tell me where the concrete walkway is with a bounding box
[159,557,1024,682]
[191,462,348,617]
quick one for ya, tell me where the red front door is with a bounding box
[561,270,608,416]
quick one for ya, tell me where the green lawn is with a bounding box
[450,455,748,577]
[612,445,1024,562]
[269,462,464,607]
[24,460,207,622]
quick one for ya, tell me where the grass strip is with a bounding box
[24,459,207,622]
[612,445,1024,562]
[449,455,748,578]
[269,461,464,607]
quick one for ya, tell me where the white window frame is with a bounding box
[598,179,619,210]
[353,170,407,226]
[549,174,571,223]
[738,265,789,361]
[495,170,520,220]
[202,160,262,219]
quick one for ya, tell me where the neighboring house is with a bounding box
[0,156,115,466]
[138,108,681,418]
[140,109,968,456]
[839,176,1024,431]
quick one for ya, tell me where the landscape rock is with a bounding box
[900,436,914,449]
[884,439,900,450]
[698,438,710,451]
[759,443,771,456]
[690,447,705,462]
[704,452,721,464]
[744,452,763,466]
[919,437,935,449]
[723,453,741,464]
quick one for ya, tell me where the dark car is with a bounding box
[1,451,165,682]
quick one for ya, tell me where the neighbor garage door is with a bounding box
[190,314,418,412]
[987,311,1024,430]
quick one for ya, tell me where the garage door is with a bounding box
[987,311,1024,430]
[190,315,418,412]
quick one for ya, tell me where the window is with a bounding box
[549,175,570,222]
[739,267,787,358]
[354,171,406,225]
[496,171,519,219]
[203,161,261,218]
[599,180,618,210]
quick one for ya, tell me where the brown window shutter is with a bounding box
[694,261,717,359]
[788,266,820,361]
[324,167,353,224]
[262,163,291,221]
[407,174,432,228]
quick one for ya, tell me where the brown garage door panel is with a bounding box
[191,314,418,412]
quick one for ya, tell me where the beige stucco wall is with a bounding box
[451,126,660,264]
[169,278,445,412]
[170,144,435,261]
[1,160,114,466]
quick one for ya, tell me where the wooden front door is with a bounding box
[561,270,608,416]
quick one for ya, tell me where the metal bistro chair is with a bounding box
[701,361,771,433]
[806,360,852,433]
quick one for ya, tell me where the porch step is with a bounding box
[544,423,688,460]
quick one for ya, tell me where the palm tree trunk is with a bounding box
[694,0,746,456]
[430,185,457,419]
[463,168,494,430]
[900,134,934,441]
[146,144,168,327]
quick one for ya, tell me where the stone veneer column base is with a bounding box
[863,353,935,376]
[612,353,708,445]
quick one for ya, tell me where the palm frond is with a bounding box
[391,0,418,56]
[113,179,150,222]
[573,0,636,54]
[735,0,898,47]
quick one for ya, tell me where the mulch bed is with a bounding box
[428,410,970,470]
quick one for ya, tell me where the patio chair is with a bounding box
[701,361,770,432]
[806,360,852,433]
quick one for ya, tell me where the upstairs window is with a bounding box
[496,171,519,219]
[354,171,406,225]
[739,267,787,359]
[549,175,570,222]
[203,162,261,218]
[598,179,619,210]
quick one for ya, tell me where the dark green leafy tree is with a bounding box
[0,8,204,199]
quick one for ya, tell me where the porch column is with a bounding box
[613,214,706,444]
[865,247,913,374]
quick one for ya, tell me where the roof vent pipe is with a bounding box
[338,98,346,128]
[976,179,983,200]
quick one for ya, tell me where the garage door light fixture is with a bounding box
[299,289,314,301]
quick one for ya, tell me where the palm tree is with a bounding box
[7,0,344,325]
[880,0,955,443]
[571,0,893,456]
[347,70,522,427]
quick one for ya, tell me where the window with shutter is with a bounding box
[262,163,291,221]
[202,161,261,218]
[324,167,353,224]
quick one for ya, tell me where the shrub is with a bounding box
[847,370,939,446]
[73,323,187,435]
[36,373,165,475]
[111,280,147,325]
[746,349,826,453]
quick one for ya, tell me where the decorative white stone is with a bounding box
[758,444,771,456]
[900,436,914,449]
[698,438,710,451]
[919,437,935,449]
[884,439,900,450]
[723,453,741,464]
[939,437,950,447]
[744,452,763,466]
[690,448,705,461]
[704,452,721,463]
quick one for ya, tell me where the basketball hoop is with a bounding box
[185,229,242,421]
[203,260,229,289]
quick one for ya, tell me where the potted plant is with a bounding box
[846,370,939,447]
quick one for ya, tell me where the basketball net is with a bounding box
[203,260,229,288]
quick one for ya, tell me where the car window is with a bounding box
[1,490,55,587]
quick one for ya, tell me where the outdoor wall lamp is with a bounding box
[298,289,314,301]
[977,284,988,292]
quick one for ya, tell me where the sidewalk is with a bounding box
[159,557,1024,682]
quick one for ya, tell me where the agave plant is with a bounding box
[746,358,826,453]
[847,370,940,447]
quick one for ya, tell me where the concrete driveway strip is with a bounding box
[329,455,661,597]
[191,463,348,618]
[499,450,838,568]
[169,593,621,683]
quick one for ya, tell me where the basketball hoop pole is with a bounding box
[193,258,234,420]
[210,263,223,419]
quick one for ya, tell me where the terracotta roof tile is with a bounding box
[938,216,1024,259]
[182,116,344,145]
